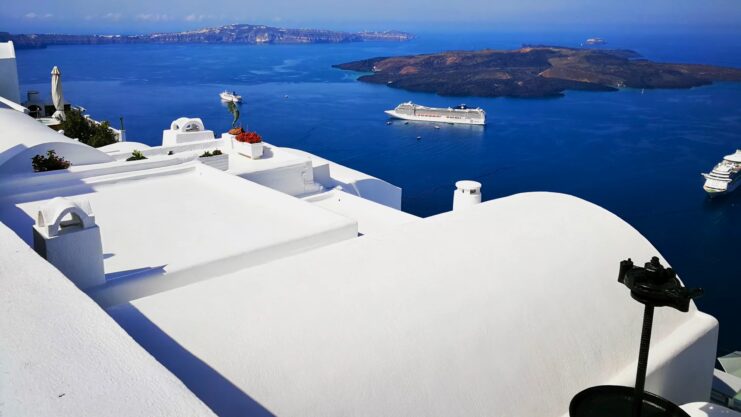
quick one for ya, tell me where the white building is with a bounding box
[0,41,739,417]
[0,41,21,104]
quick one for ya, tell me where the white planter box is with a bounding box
[233,140,264,160]
[198,153,229,171]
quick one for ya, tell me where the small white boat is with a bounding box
[220,91,242,103]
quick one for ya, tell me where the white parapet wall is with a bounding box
[0,222,216,417]
[682,403,741,417]
[0,42,21,104]
[282,147,403,209]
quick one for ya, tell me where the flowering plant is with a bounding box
[32,150,70,172]
[235,131,262,144]
[228,126,244,135]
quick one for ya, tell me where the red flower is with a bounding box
[235,131,263,144]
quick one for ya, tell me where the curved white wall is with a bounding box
[0,106,113,174]
[0,42,21,104]
[0,222,216,417]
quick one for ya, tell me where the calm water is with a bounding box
[16,30,741,354]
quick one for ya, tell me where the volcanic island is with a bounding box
[333,46,741,98]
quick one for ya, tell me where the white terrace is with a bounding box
[0,106,417,306]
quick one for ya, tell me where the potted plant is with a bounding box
[233,131,264,159]
[198,149,229,171]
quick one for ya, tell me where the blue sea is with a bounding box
[16,30,741,355]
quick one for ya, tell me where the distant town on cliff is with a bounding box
[0,24,414,48]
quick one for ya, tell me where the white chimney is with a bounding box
[33,197,105,289]
[453,180,482,211]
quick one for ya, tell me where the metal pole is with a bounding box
[633,304,654,417]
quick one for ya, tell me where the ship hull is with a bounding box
[703,177,740,197]
[384,110,485,125]
[220,93,242,103]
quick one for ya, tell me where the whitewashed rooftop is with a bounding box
[107,192,718,417]
[0,93,729,416]
[0,161,358,306]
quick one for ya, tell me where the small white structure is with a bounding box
[0,41,21,104]
[32,197,105,289]
[162,117,215,146]
[452,180,482,211]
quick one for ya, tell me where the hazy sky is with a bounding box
[2,0,740,34]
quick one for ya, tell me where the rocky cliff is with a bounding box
[2,25,413,49]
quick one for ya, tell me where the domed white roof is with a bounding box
[0,105,113,174]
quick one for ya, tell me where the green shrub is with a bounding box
[126,150,147,161]
[199,149,223,158]
[32,150,70,172]
[60,108,117,148]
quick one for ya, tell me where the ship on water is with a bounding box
[701,149,741,197]
[385,102,486,125]
[219,90,242,103]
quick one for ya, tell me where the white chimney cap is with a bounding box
[455,180,482,193]
[35,197,96,237]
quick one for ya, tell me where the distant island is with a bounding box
[0,24,413,49]
[333,46,741,98]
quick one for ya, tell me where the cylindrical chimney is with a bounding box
[453,180,482,211]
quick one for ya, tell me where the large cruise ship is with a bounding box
[385,102,486,125]
[702,149,741,196]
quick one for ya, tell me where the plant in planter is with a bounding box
[233,131,264,159]
[228,126,244,136]
[198,149,228,170]
[199,149,223,157]
[32,150,70,172]
[126,150,147,161]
